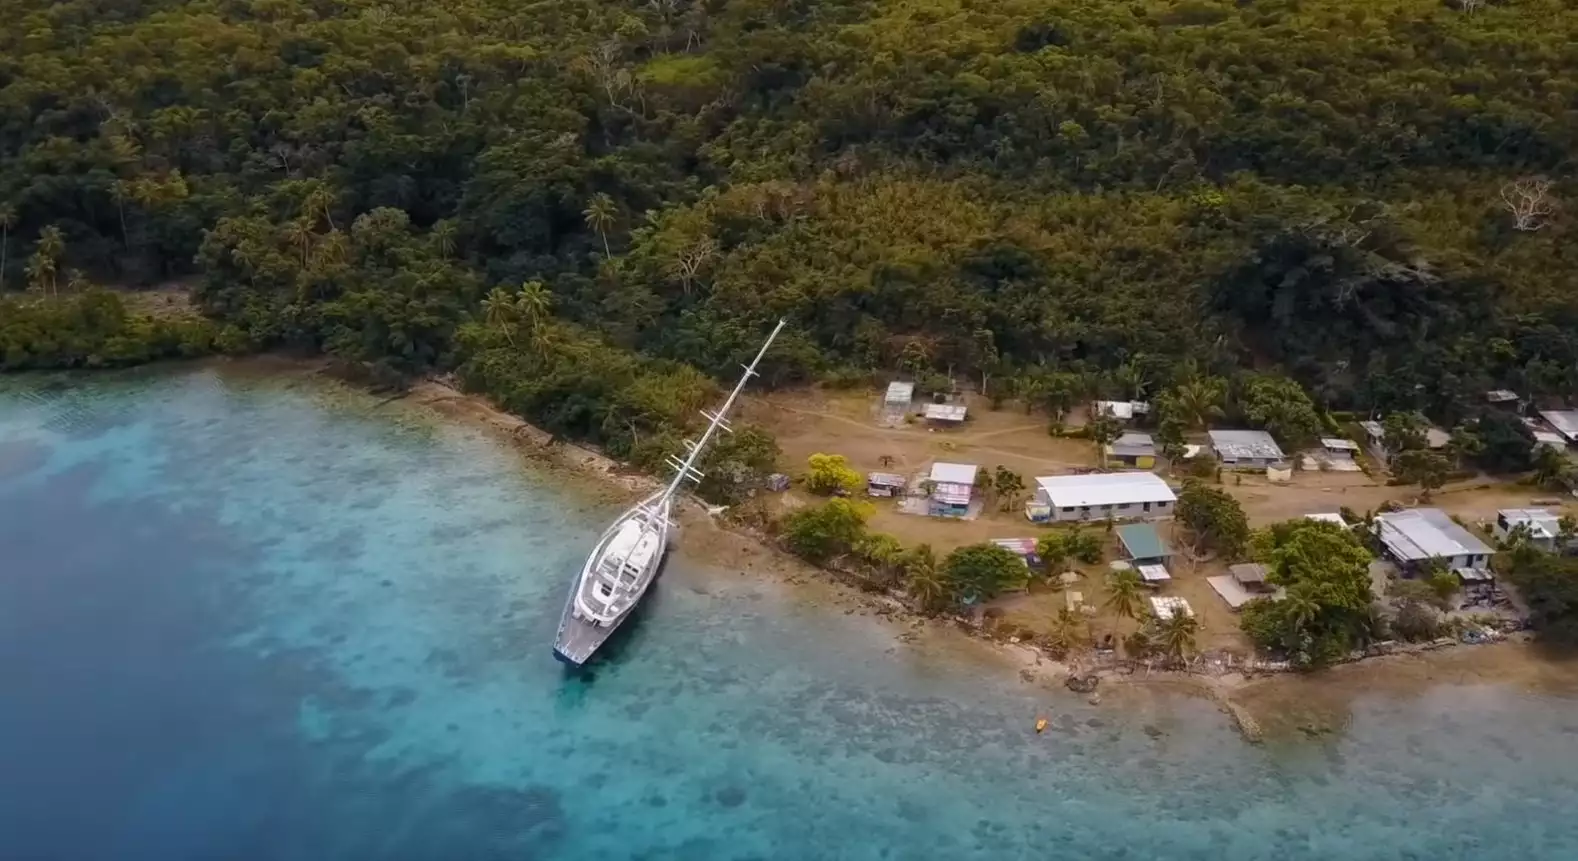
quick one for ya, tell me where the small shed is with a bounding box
[1533,430,1567,451]
[884,381,914,407]
[866,472,908,498]
[1105,431,1157,469]
[1116,522,1171,566]
[991,537,1041,568]
[923,403,968,427]
[1228,563,1272,592]
[1305,512,1349,528]
[765,473,790,492]
[1208,429,1285,468]
[1135,563,1172,583]
[1486,389,1521,407]
[1320,438,1359,462]
[1207,564,1284,610]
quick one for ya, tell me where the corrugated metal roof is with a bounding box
[1229,563,1268,584]
[1093,400,1149,420]
[930,462,977,484]
[1136,563,1171,582]
[884,381,914,404]
[1359,421,1449,448]
[1376,508,1492,561]
[1321,438,1359,451]
[1117,523,1169,560]
[1106,431,1156,458]
[867,472,907,486]
[1208,429,1285,460]
[992,537,1039,556]
[1540,410,1578,441]
[931,482,973,505]
[1150,596,1193,619]
[1033,472,1176,508]
[1500,508,1561,539]
[1305,512,1348,527]
[923,403,967,421]
[1486,389,1520,403]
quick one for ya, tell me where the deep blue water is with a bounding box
[5,367,1578,861]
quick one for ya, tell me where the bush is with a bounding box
[1391,601,1443,642]
[780,499,871,564]
[805,453,863,495]
[942,543,1027,602]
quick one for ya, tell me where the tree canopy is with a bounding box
[5,0,1578,470]
[1240,519,1377,667]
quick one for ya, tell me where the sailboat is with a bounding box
[552,319,787,666]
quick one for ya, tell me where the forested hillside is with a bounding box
[3,1,1576,444]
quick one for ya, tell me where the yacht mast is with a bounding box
[661,319,786,501]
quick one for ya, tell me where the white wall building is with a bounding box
[1495,508,1565,552]
[1029,473,1176,523]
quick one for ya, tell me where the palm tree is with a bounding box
[1282,588,1321,637]
[1156,613,1200,663]
[908,564,948,613]
[1104,567,1145,621]
[481,287,517,343]
[0,203,16,288]
[1173,376,1226,430]
[583,193,617,258]
[514,280,553,332]
[27,225,64,298]
[431,219,458,258]
[1041,607,1089,654]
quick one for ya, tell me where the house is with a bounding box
[1495,508,1566,552]
[923,403,968,427]
[1485,389,1521,408]
[1320,438,1359,463]
[1093,400,1150,422]
[1533,430,1567,451]
[1027,472,1176,523]
[1208,429,1285,468]
[866,472,907,498]
[1539,409,1578,445]
[884,381,914,408]
[1105,431,1157,469]
[1360,420,1450,462]
[928,462,978,517]
[1206,563,1284,610]
[1374,508,1493,572]
[1116,523,1171,567]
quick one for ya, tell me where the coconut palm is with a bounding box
[481,287,517,344]
[583,192,617,258]
[514,280,553,332]
[430,219,458,258]
[1103,567,1145,620]
[1041,607,1089,654]
[1282,589,1321,638]
[1156,612,1199,662]
[1173,376,1226,430]
[907,564,948,613]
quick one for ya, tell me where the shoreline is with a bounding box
[382,369,1577,737]
[181,357,1578,739]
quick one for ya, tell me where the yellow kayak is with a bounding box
[1035,717,1048,733]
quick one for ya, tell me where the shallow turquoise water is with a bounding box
[3,366,1578,860]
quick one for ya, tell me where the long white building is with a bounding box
[1028,473,1176,523]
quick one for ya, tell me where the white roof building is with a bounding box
[884,381,914,405]
[923,403,968,423]
[1320,438,1359,454]
[1305,512,1349,527]
[1534,430,1567,450]
[1033,472,1176,508]
[1498,508,1562,541]
[1375,508,1492,565]
[1150,596,1193,620]
[929,462,978,485]
[1093,400,1150,421]
[1208,429,1286,462]
[1360,420,1450,450]
[1539,409,1578,443]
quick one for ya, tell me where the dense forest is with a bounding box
[3,0,1577,462]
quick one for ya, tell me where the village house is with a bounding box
[1539,409,1578,446]
[1105,431,1157,469]
[1092,400,1150,423]
[884,381,914,409]
[1494,508,1567,552]
[1359,420,1450,462]
[1320,437,1360,465]
[866,472,907,498]
[1374,508,1492,572]
[1206,563,1284,610]
[1116,522,1172,583]
[1208,429,1285,469]
[922,403,968,428]
[928,462,978,517]
[1026,472,1176,523]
